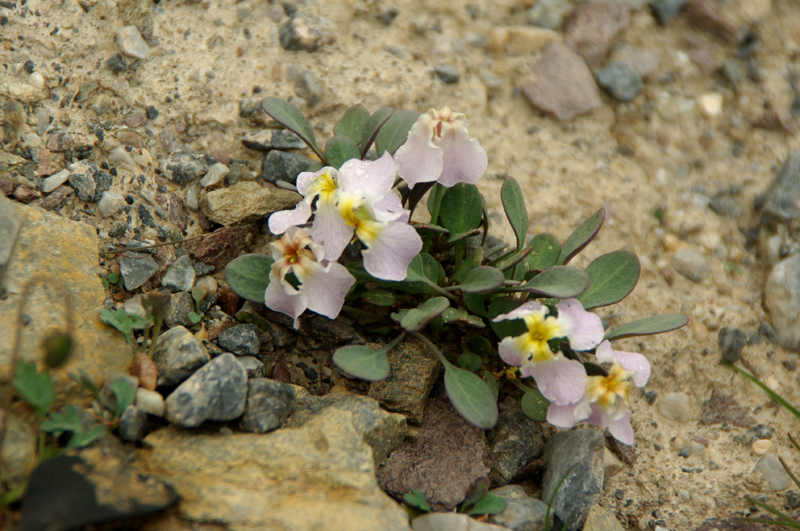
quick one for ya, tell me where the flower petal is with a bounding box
[264,275,307,329]
[338,152,396,199]
[268,200,312,235]
[361,221,423,281]
[607,410,634,445]
[546,397,592,428]
[436,127,488,187]
[491,301,546,322]
[498,337,524,367]
[596,340,650,387]
[297,166,337,196]
[531,356,588,405]
[300,262,356,321]
[394,116,443,189]
[309,199,353,261]
[555,299,604,351]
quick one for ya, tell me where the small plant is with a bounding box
[225,98,688,441]
[403,477,505,517]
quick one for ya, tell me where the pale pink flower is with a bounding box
[394,106,488,189]
[492,299,603,405]
[264,227,355,329]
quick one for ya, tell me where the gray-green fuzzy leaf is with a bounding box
[604,314,689,341]
[501,177,528,252]
[332,345,390,381]
[576,250,640,309]
[516,265,589,299]
[225,254,274,303]
[444,365,498,429]
[558,207,605,265]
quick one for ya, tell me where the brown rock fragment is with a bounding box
[12,186,40,204]
[687,0,738,43]
[563,1,631,68]
[521,42,602,121]
[698,389,756,428]
[41,185,73,210]
[131,352,159,390]
[168,192,188,231]
[194,225,253,271]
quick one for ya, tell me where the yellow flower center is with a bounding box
[308,170,337,205]
[338,195,383,246]
[586,363,633,412]
[514,311,565,363]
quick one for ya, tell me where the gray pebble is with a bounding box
[153,325,210,386]
[242,129,306,152]
[119,252,159,291]
[161,255,196,292]
[760,151,800,225]
[672,248,710,282]
[0,194,22,290]
[164,291,198,328]
[542,429,604,531]
[260,150,315,184]
[595,62,643,102]
[526,0,571,28]
[764,254,800,351]
[106,52,126,73]
[650,0,687,26]
[218,324,261,356]
[165,353,248,428]
[238,356,265,378]
[67,160,112,202]
[295,71,324,106]
[722,60,744,93]
[488,484,550,530]
[718,327,747,363]
[754,454,792,490]
[433,64,460,84]
[239,97,256,118]
[239,378,295,433]
[708,194,741,217]
[658,392,692,423]
[118,405,149,442]
[279,13,335,52]
[116,26,149,60]
[3,99,26,146]
[489,410,544,486]
[160,149,217,186]
[758,321,778,344]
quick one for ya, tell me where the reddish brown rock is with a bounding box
[194,225,253,270]
[41,185,74,210]
[168,193,189,231]
[687,0,738,43]
[522,42,602,121]
[13,185,40,204]
[217,286,240,317]
[131,352,159,390]
[117,112,149,128]
[698,389,756,428]
[563,1,631,69]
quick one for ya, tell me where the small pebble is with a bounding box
[161,255,196,292]
[118,405,149,442]
[98,191,125,218]
[433,64,460,84]
[134,388,165,417]
[200,163,230,188]
[650,0,687,26]
[595,62,643,102]
[658,392,692,423]
[672,248,710,282]
[116,26,149,60]
[718,326,747,363]
[752,439,772,455]
[106,52,126,73]
[697,92,723,118]
[218,324,261,356]
[42,169,70,193]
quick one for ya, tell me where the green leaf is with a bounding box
[457,266,505,294]
[99,309,136,345]
[501,177,528,252]
[516,266,589,299]
[521,387,550,422]
[70,369,100,399]
[359,107,393,157]
[67,425,106,449]
[457,351,483,372]
[13,360,54,418]
[439,183,483,234]
[487,297,526,339]
[324,134,360,169]
[404,252,440,286]
[41,404,85,434]
[444,364,498,429]
[110,378,136,420]
[576,250,640,309]
[452,248,484,285]
[466,493,506,516]
[260,97,323,160]
[557,207,605,265]
[361,289,396,306]
[470,337,494,358]
[526,233,561,271]
[460,477,490,512]
[445,229,481,246]
[483,371,499,401]
[107,272,120,284]
[604,314,689,341]
[375,109,420,156]
[225,253,274,303]
[188,311,204,324]
[463,293,488,318]
[441,308,485,328]
[332,344,390,381]
[404,489,431,512]
[333,104,370,143]
[401,297,450,332]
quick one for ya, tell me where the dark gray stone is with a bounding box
[18,446,177,531]
[722,59,744,93]
[118,405,149,442]
[161,255,196,292]
[0,193,21,290]
[542,429,604,531]
[106,52,126,73]
[433,64,460,84]
[242,129,307,152]
[238,355,265,378]
[165,353,248,428]
[164,291,198,328]
[526,0,571,29]
[260,150,315,184]
[118,252,159,291]
[239,96,256,118]
[718,326,747,363]
[279,13,335,52]
[488,485,550,531]
[239,378,296,433]
[650,0,687,26]
[218,324,261,356]
[760,152,800,224]
[160,149,217,186]
[67,160,113,202]
[708,194,741,217]
[153,325,210,386]
[488,409,544,486]
[595,62,643,102]
[758,321,778,344]
[764,254,800,351]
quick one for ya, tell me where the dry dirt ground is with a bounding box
[3,0,800,529]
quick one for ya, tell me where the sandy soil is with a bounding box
[3,0,800,528]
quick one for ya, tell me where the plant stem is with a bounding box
[409,331,450,367]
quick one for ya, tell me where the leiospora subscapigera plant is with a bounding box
[226,98,688,441]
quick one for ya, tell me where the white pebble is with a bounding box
[697,93,723,118]
[200,162,230,188]
[108,146,137,166]
[679,490,691,500]
[134,388,165,417]
[185,185,200,211]
[43,169,70,193]
[98,191,125,217]
[116,26,149,60]
[752,439,773,455]
[28,71,45,90]
[657,392,692,423]
[195,275,218,295]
